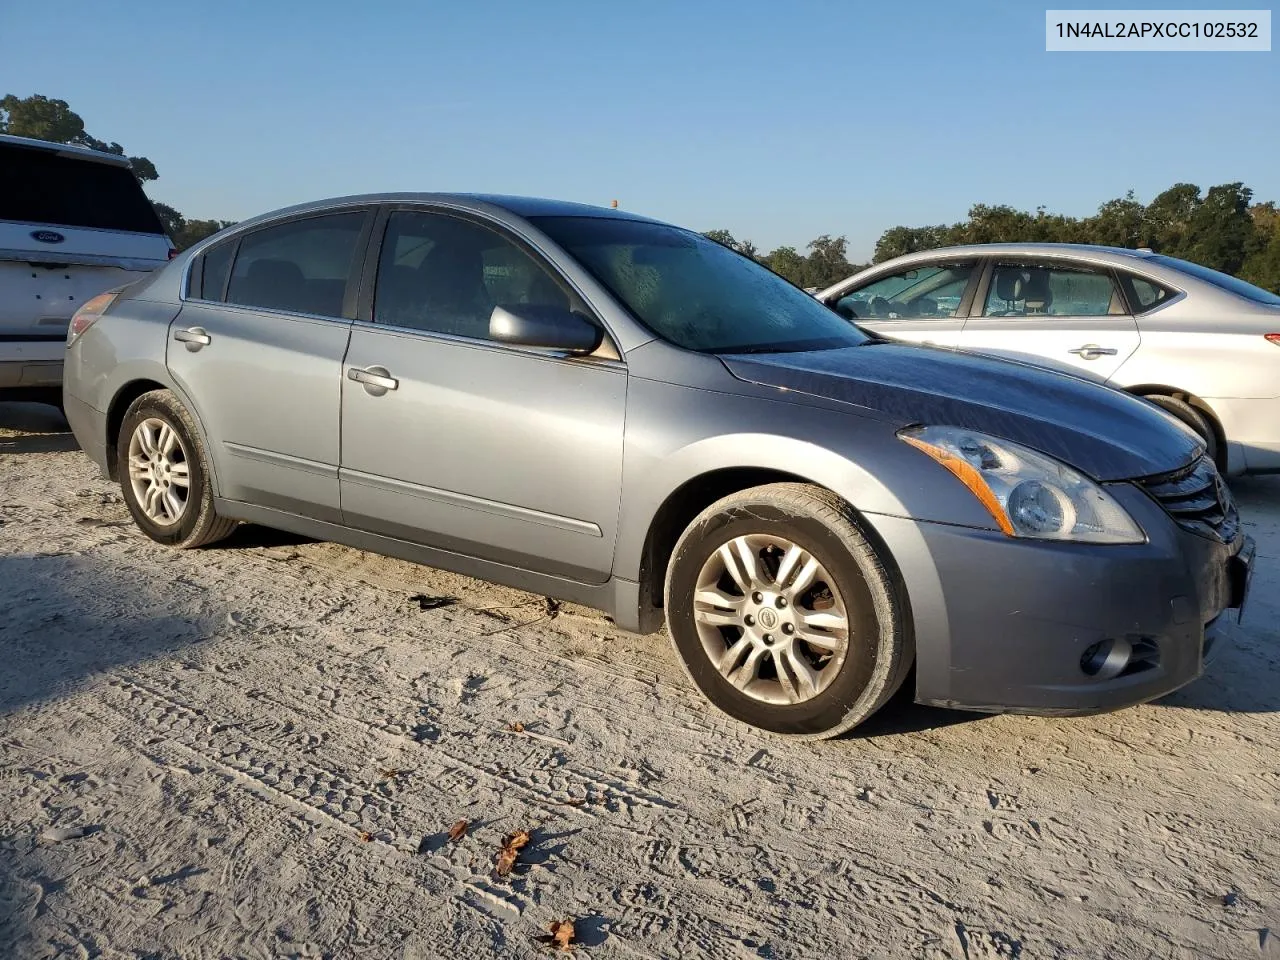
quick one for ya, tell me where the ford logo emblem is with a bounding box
[31,230,65,244]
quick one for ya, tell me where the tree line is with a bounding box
[5,94,1279,294]
[706,183,1280,294]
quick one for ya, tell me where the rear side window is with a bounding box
[1119,272,1177,313]
[225,213,365,317]
[983,262,1124,317]
[199,240,235,301]
[0,143,165,234]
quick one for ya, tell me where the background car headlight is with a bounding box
[899,425,1145,544]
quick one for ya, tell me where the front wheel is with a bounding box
[117,390,238,548]
[664,483,910,739]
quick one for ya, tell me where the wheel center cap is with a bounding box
[757,607,779,630]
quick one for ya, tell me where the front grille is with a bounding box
[1139,456,1240,543]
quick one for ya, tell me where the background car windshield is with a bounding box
[1154,255,1280,306]
[531,216,869,353]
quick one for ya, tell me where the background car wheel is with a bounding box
[664,483,911,739]
[117,390,237,548]
[1145,394,1220,467]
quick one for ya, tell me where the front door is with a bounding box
[958,259,1141,383]
[339,208,626,584]
[827,260,980,348]
[168,209,371,522]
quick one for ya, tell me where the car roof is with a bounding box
[226,193,669,233]
[878,242,1161,265]
[0,133,135,168]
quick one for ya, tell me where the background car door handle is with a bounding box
[1068,344,1118,360]
[348,366,399,392]
[173,327,211,350]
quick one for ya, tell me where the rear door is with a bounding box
[958,259,1140,382]
[168,208,373,522]
[826,259,980,347]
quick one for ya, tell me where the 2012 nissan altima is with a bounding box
[61,195,1255,737]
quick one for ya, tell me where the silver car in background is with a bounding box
[818,244,1280,476]
[62,197,1253,738]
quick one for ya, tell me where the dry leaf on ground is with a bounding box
[507,721,525,733]
[535,918,578,952]
[494,829,531,877]
[447,819,468,842]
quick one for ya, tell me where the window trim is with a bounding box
[970,257,1133,321]
[181,205,375,319]
[356,202,623,362]
[831,258,983,322]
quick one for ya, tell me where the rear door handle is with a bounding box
[173,326,211,349]
[347,365,399,393]
[1068,343,1118,360]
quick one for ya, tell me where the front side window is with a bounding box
[983,262,1123,318]
[373,211,573,339]
[224,212,365,317]
[531,216,869,353]
[834,263,976,321]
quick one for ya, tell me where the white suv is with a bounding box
[0,134,173,402]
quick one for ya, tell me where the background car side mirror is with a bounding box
[489,304,604,354]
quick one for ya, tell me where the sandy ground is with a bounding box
[0,401,1277,960]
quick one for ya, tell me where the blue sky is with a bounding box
[2,1,1276,259]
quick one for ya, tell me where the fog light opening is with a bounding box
[1080,638,1133,681]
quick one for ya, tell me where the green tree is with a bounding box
[1240,202,1280,293]
[703,229,739,250]
[1185,182,1254,274]
[804,234,853,288]
[1142,183,1201,256]
[0,93,159,181]
[1086,191,1145,248]
[763,245,807,286]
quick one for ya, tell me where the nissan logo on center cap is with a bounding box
[31,230,65,244]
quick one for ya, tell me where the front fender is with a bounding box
[613,378,997,583]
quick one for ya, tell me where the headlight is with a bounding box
[899,425,1145,544]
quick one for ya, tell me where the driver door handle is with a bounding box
[347,366,399,391]
[1068,343,1118,360]
[173,326,211,348]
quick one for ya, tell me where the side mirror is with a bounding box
[489,304,603,354]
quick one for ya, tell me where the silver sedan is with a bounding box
[61,198,1252,738]
[819,243,1280,476]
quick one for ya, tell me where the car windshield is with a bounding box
[531,216,870,353]
[1153,255,1280,306]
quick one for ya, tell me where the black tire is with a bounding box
[1145,394,1220,466]
[117,389,237,548]
[663,483,911,739]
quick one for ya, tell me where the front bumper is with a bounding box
[866,483,1250,716]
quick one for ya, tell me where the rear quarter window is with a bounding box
[198,240,236,301]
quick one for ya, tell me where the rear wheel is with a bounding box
[663,483,910,739]
[117,390,237,548]
[1145,394,1220,466]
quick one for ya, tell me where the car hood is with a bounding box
[720,342,1203,481]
